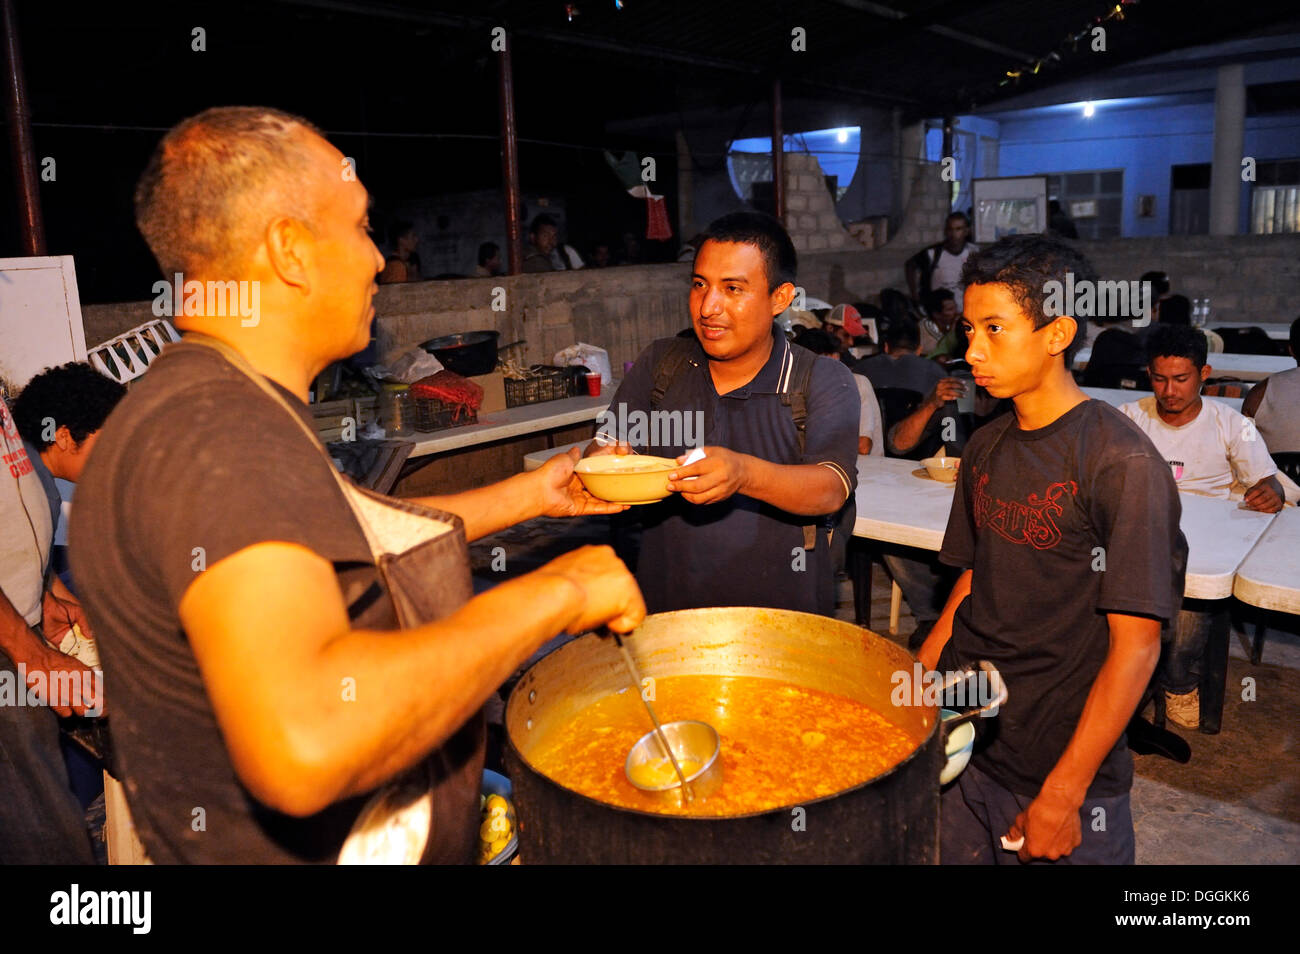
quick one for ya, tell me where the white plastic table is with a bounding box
[1176,493,1278,600]
[850,456,1276,600]
[1074,349,1294,381]
[1210,322,1291,341]
[852,455,954,550]
[1232,506,1300,614]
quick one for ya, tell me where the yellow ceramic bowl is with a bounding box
[920,456,961,483]
[574,455,678,504]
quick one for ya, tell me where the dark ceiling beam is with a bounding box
[823,0,1035,61]
[271,0,922,110]
[271,0,762,75]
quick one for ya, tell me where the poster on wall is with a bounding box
[971,176,1048,244]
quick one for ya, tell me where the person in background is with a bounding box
[855,317,946,404]
[12,362,127,826]
[1047,200,1079,239]
[523,214,584,272]
[473,242,501,278]
[378,220,421,284]
[619,230,642,266]
[0,392,101,864]
[1119,324,1287,731]
[919,288,963,363]
[523,215,560,272]
[794,327,883,457]
[823,304,868,368]
[677,233,706,264]
[1140,271,1172,324]
[905,212,978,314]
[588,242,612,268]
[1242,316,1300,454]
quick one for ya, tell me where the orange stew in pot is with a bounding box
[527,674,919,816]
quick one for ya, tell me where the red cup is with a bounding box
[584,372,601,397]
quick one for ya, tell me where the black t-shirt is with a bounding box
[937,400,1187,798]
[605,327,859,616]
[71,345,396,863]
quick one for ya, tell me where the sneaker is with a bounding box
[1165,688,1200,730]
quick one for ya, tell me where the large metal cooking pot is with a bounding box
[505,607,996,864]
[419,330,500,376]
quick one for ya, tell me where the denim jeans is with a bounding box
[0,648,95,864]
[1158,601,1228,695]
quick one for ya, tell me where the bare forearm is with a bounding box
[740,457,848,515]
[0,587,47,664]
[1042,615,1160,802]
[413,470,541,541]
[271,570,583,810]
[918,569,971,670]
[890,401,942,455]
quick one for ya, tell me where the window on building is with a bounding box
[1046,170,1123,239]
[1250,159,1300,234]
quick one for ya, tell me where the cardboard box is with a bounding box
[470,370,506,414]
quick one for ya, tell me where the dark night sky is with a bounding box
[3,0,1297,301]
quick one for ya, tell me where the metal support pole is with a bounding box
[2,0,45,255]
[771,77,784,224]
[497,28,523,274]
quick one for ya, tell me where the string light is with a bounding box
[994,1,1138,91]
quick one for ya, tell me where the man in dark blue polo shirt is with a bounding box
[592,212,859,616]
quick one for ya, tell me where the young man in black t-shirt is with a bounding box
[919,235,1187,865]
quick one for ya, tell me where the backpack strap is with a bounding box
[780,341,818,456]
[779,341,822,551]
[650,336,704,411]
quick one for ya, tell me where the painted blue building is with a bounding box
[926,34,1300,238]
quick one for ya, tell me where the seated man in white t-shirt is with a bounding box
[1118,324,1285,730]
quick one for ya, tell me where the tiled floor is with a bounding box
[473,513,1300,865]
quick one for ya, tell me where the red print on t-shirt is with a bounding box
[971,465,1078,550]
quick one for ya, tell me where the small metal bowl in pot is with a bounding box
[624,720,722,803]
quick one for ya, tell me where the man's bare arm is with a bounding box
[889,378,964,455]
[412,447,625,541]
[179,540,643,817]
[918,569,972,671]
[1240,378,1266,418]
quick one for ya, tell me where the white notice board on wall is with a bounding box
[971,176,1048,244]
[0,256,87,394]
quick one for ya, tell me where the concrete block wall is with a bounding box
[782,153,856,253]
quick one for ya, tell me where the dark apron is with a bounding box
[345,485,485,865]
[176,336,484,864]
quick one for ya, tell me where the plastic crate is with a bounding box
[504,368,577,408]
[411,396,478,432]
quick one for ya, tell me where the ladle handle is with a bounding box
[609,629,694,801]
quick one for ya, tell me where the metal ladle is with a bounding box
[608,629,694,801]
